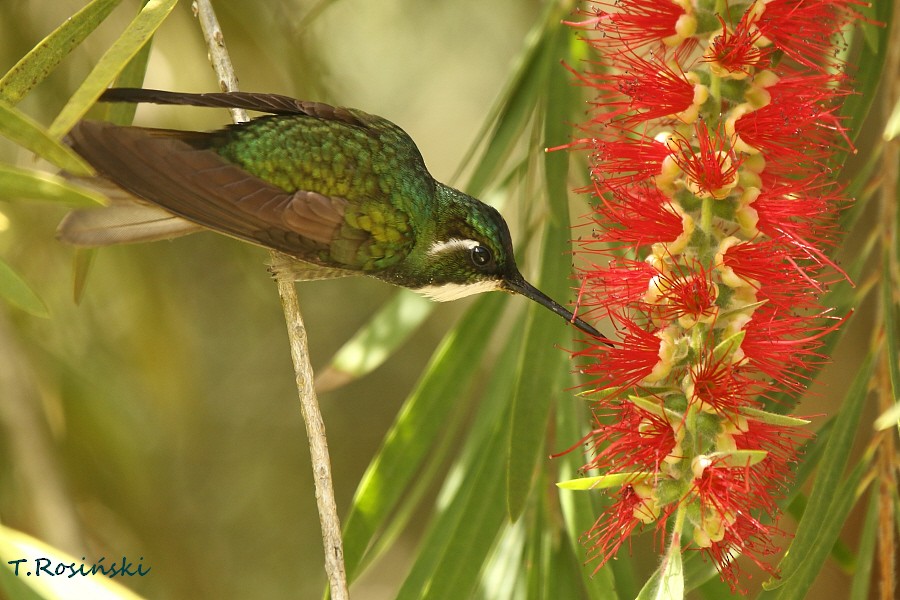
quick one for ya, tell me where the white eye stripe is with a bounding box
[427,238,480,256]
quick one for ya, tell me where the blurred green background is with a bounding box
[0,1,895,599]
[0,1,543,597]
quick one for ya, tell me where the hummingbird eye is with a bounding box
[470,245,493,268]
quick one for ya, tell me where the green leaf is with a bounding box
[396,397,510,600]
[72,248,97,305]
[766,353,875,588]
[704,449,768,468]
[885,95,900,141]
[555,395,619,599]
[839,1,892,146]
[762,459,871,600]
[477,521,526,600]
[0,524,147,599]
[637,525,685,600]
[739,406,811,428]
[0,258,48,318]
[48,0,179,139]
[711,329,744,361]
[106,1,155,127]
[0,99,93,175]
[315,291,432,392]
[849,490,880,600]
[0,0,124,104]
[506,21,578,521]
[557,472,653,491]
[341,293,507,581]
[393,306,530,599]
[0,164,107,206]
[451,2,555,196]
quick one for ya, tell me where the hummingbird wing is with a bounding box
[66,117,425,275]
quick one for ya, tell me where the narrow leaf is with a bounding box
[740,406,811,427]
[0,164,106,206]
[452,2,556,195]
[0,0,124,104]
[768,354,875,585]
[555,394,619,599]
[0,259,49,318]
[705,449,768,468]
[341,293,507,581]
[849,490,881,600]
[763,459,871,599]
[396,405,509,600]
[106,3,155,127]
[636,527,685,600]
[556,472,653,490]
[885,96,900,141]
[506,22,578,521]
[315,291,432,392]
[840,1,892,145]
[72,248,97,305]
[557,472,653,491]
[0,99,93,175]
[48,0,178,138]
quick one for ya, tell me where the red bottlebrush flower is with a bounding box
[560,0,858,592]
[574,136,670,191]
[579,52,703,124]
[734,419,809,495]
[569,0,697,50]
[585,399,679,473]
[741,306,845,393]
[652,259,719,326]
[755,0,865,72]
[584,484,656,574]
[731,86,847,171]
[576,258,660,317]
[575,316,674,393]
[690,457,784,588]
[668,121,742,200]
[689,347,747,415]
[704,510,783,591]
[586,183,687,247]
[719,237,844,311]
[704,14,767,79]
[753,175,845,253]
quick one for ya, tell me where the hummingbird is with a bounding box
[59,88,603,339]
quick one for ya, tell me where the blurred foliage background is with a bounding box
[0,1,896,599]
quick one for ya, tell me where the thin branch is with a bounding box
[191,1,349,598]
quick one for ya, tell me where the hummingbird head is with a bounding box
[410,185,602,338]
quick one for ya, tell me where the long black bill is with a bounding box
[503,275,610,344]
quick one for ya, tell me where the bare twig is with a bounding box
[191,2,349,598]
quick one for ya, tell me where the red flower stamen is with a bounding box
[561,0,857,591]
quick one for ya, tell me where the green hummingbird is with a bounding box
[59,88,603,338]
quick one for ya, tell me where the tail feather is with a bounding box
[57,203,202,246]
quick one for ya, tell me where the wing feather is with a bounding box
[67,121,351,265]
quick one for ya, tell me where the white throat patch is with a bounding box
[427,238,480,256]
[415,280,502,302]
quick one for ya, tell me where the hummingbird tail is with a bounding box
[57,203,202,247]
